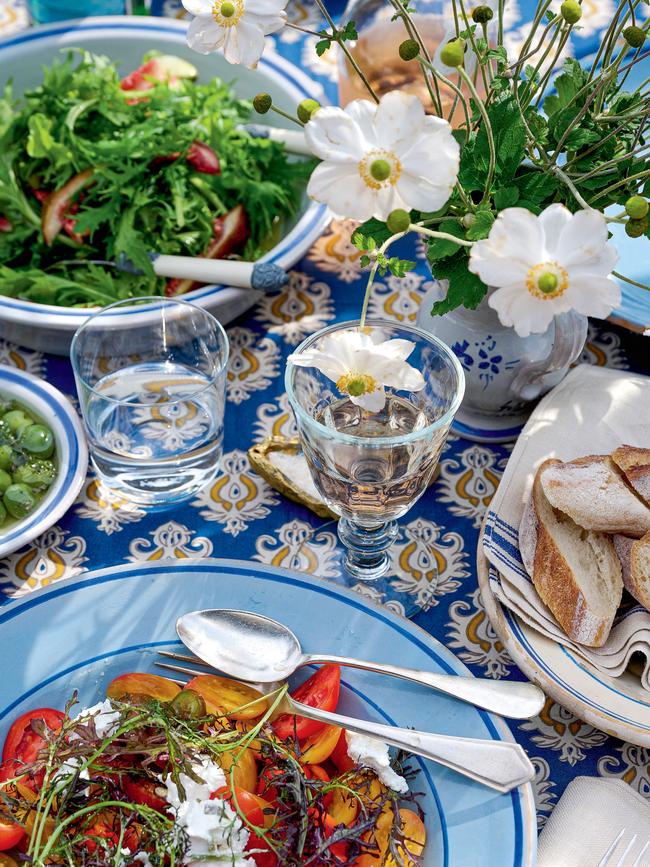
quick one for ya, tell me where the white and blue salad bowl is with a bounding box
[0,16,330,355]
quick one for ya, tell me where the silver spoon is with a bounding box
[167,628,534,793]
[176,609,544,719]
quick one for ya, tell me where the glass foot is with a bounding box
[337,518,398,582]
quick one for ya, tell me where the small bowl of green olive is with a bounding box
[0,365,88,558]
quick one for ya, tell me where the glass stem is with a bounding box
[338,517,399,581]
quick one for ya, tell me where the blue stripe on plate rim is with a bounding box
[0,559,533,867]
[0,365,85,547]
[489,562,650,726]
[452,418,526,442]
[0,18,329,320]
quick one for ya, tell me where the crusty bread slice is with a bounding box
[520,459,623,647]
[613,531,650,612]
[612,445,650,507]
[540,454,650,538]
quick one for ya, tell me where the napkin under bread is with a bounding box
[537,777,650,867]
[483,364,650,690]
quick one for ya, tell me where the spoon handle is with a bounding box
[289,697,534,793]
[302,654,544,719]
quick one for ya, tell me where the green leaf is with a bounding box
[562,126,601,149]
[387,257,416,278]
[473,96,526,186]
[493,186,519,210]
[315,38,332,56]
[465,208,494,240]
[339,20,358,41]
[514,170,559,206]
[26,113,71,164]
[426,219,464,260]
[429,251,488,316]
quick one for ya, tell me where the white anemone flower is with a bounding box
[468,204,620,337]
[183,0,287,66]
[304,91,460,221]
[288,329,425,413]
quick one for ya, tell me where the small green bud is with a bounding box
[560,0,582,24]
[440,39,465,68]
[462,212,476,229]
[471,5,493,23]
[625,217,648,238]
[386,209,411,234]
[625,196,649,220]
[370,159,391,182]
[297,98,320,124]
[253,92,272,114]
[623,25,646,48]
[537,272,559,294]
[398,38,420,61]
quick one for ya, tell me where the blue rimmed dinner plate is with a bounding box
[0,559,536,866]
[0,364,88,558]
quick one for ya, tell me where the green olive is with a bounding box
[170,689,207,720]
[3,410,33,437]
[0,445,13,471]
[0,469,12,495]
[19,424,54,459]
[4,483,37,519]
[0,501,7,526]
[13,460,56,491]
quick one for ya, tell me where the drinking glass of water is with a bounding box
[71,297,228,507]
[286,320,464,583]
[27,0,129,25]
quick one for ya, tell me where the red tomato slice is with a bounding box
[121,776,168,812]
[0,820,25,852]
[322,812,350,861]
[272,665,340,742]
[1,708,64,790]
[212,786,278,867]
[330,729,355,773]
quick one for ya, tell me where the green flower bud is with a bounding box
[297,98,320,124]
[398,38,420,61]
[560,0,582,24]
[253,92,272,114]
[625,217,648,238]
[386,209,411,234]
[440,39,465,68]
[369,159,391,182]
[462,212,476,228]
[625,196,649,220]
[472,5,494,23]
[623,25,646,48]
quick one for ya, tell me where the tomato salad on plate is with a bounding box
[0,664,427,865]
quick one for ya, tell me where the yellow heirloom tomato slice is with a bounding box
[106,673,181,703]
[185,675,268,720]
[218,745,258,793]
[299,724,342,765]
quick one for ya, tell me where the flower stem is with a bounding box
[387,0,443,115]
[411,223,475,246]
[285,21,325,37]
[270,104,304,127]
[612,270,650,292]
[418,57,472,141]
[313,0,380,103]
[458,67,496,202]
[359,232,407,328]
[551,167,593,210]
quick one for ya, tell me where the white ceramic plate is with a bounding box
[0,364,88,558]
[0,16,329,354]
[477,536,650,747]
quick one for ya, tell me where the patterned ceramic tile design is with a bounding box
[1,0,649,832]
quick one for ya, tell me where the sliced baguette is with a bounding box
[611,445,650,507]
[613,531,650,612]
[540,454,650,538]
[520,459,623,647]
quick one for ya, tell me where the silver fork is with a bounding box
[597,830,650,867]
[153,650,536,794]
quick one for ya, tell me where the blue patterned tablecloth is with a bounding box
[1,0,650,839]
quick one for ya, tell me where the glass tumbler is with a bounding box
[27,0,129,24]
[286,320,464,582]
[71,297,228,507]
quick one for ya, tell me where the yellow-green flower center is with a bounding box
[336,372,377,397]
[358,150,402,190]
[526,261,569,300]
[212,0,244,26]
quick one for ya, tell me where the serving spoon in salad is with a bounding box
[172,608,545,720]
[158,611,537,794]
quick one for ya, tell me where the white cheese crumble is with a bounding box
[74,699,121,738]
[345,731,409,794]
[164,756,255,866]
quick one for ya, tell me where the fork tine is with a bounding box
[157,650,212,667]
[155,660,205,680]
[597,830,626,867]
[629,840,650,867]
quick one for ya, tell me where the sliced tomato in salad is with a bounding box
[0,708,65,790]
[272,665,341,742]
[0,819,25,852]
[330,728,355,773]
[119,55,197,93]
[106,672,181,703]
[213,786,278,867]
[120,775,168,813]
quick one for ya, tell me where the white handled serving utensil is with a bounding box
[174,609,545,720]
[156,652,535,794]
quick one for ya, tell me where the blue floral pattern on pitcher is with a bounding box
[451,336,520,389]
